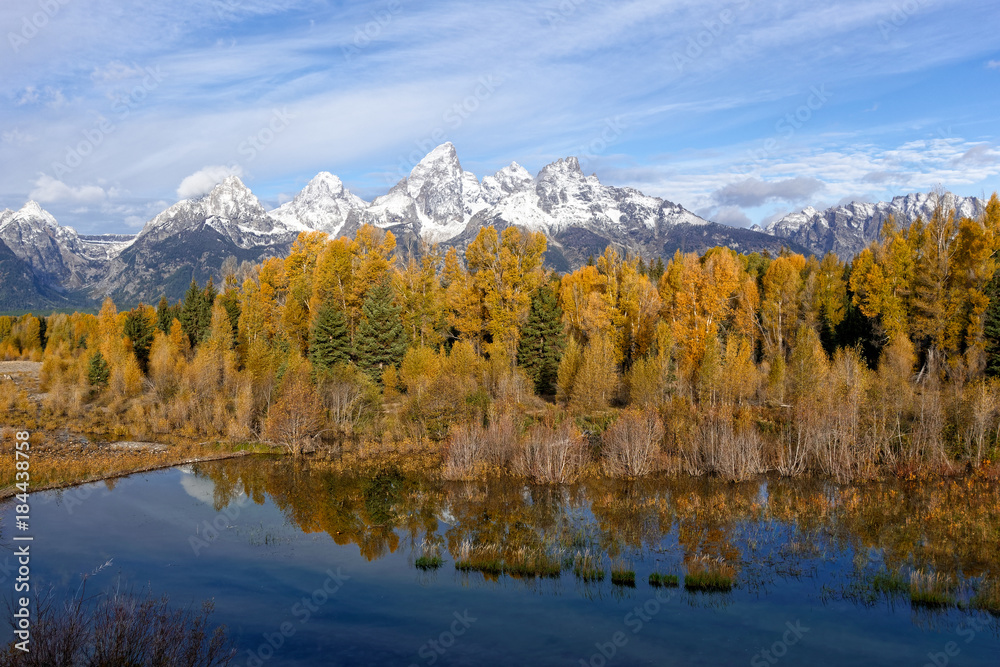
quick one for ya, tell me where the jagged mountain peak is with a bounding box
[305,171,347,195]
[481,162,534,204]
[407,143,465,197]
[539,156,584,181]
[9,200,60,228]
[271,171,367,236]
[759,190,987,258]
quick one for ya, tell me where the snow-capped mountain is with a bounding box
[270,172,367,237]
[349,142,490,243]
[346,143,716,268]
[755,192,987,259]
[96,176,299,300]
[14,142,987,308]
[0,201,111,289]
[138,175,295,249]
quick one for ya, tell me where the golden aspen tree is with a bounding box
[849,218,913,342]
[569,331,619,413]
[559,264,607,345]
[442,248,484,350]
[396,249,447,348]
[465,226,547,364]
[281,231,328,353]
[760,253,806,357]
[310,236,355,318]
[556,336,583,404]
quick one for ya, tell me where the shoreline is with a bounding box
[0,449,254,500]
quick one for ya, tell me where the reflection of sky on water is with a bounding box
[0,461,997,666]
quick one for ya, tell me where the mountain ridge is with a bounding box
[2,143,988,309]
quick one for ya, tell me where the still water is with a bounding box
[3,457,998,665]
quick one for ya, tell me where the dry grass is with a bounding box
[0,431,260,498]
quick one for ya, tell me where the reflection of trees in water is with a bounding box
[193,459,1000,584]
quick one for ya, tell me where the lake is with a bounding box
[2,457,998,666]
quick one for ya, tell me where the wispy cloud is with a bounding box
[0,0,997,232]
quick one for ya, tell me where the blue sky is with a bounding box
[1,0,998,234]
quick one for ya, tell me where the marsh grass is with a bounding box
[415,555,444,570]
[684,556,735,592]
[414,538,445,570]
[573,550,605,582]
[648,572,679,587]
[970,578,1000,615]
[609,558,635,587]
[453,541,560,578]
[909,570,957,608]
[870,567,910,596]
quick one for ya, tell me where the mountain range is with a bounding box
[0,142,988,310]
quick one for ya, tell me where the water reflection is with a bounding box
[193,456,1000,619]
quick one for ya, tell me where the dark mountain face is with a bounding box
[101,226,293,305]
[0,237,83,312]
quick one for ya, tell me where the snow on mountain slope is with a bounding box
[757,192,987,258]
[270,172,367,237]
[359,142,489,243]
[0,201,108,288]
[138,175,296,248]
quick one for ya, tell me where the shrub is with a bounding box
[2,585,236,666]
[515,420,588,484]
[602,408,663,477]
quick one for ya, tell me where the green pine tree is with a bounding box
[650,257,665,283]
[156,295,173,334]
[354,280,407,383]
[309,302,353,377]
[87,349,110,388]
[124,307,155,374]
[198,278,218,343]
[218,288,242,350]
[180,279,204,347]
[517,284,565,395]
[984,268,1000,377]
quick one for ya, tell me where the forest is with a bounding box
[3,193,1000,484]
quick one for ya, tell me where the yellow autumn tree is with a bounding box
[465,226,547,364]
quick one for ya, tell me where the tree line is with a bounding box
[2,193,1000,482]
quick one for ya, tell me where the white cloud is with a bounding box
[711,205,753,227]
[987,60,1000,70]
[90,61,146,83]
[16,87,39,106]
[29,175,108,204]
[176,165,244,199]
[952,143,997,167]
[1,128,36,145]
[713,177,826,207]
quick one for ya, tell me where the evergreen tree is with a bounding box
[218,288,241,350]
[354,280,407,383]
[198,278,218,343]
[650,257,665,283]
[180,279,204,347]
[309,302,353,377]
[984,268,1000,377]
[87,349,110,388]
[156,295,171,334]
[517,285,565,395]
[156,295,179,334]
[124,306,155,374]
